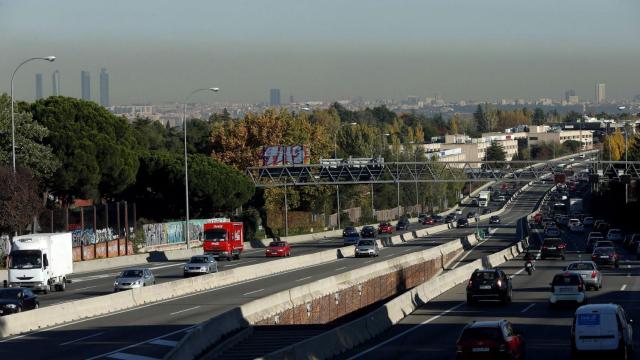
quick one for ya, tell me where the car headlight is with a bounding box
[6,304,16,309]
[114,281,119,286]
[134,280,141,285]
[200,266,207,270]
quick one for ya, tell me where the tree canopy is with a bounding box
[485,141,507,161]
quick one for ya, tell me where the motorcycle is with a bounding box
[525,261,534,275]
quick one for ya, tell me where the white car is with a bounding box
[568,219,584,233]
[549,272,586,306]
[572,304,633,357]
[582,217,594,227]
[607,229,623,243]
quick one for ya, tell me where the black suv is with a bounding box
[489,215,501,224]
[456,218,469,228]
[445,214,457,223]
[396,218,410,231]
[360,226,376,238]
[540,238,566,260]
[466,269,512,305]
[0,288,39,315]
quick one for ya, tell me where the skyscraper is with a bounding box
[595,83,606,104]
[99,68,109,107]
[35,73,43,100]
[81,70,91,100]
[565,89,576,102]
[52,70,60,96]
[270,88,281,107]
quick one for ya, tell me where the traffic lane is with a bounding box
[0,198,533,359]
[341,242,640,360]
[0,185,545,359]
[34,199,494,307]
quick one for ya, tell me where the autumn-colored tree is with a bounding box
[602,129,625,161]
[0,166,42,235]
[449,117,460,134]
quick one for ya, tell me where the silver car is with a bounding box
[183,255,218,277]
[355,239,379,258]
[565,261,602,290]
[114,268,155,292]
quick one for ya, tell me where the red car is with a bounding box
[265,241,291,257]
[456,320,525,359]
[422,216,434,225]
[378,222,394,234]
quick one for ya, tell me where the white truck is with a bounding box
[478,191,490,207]
[8,233,73,293]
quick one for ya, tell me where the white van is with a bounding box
[571,304,633,357]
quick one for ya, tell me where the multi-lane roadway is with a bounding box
[0,184,541,360]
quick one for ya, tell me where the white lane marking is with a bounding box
[107,352,160,360]
[335,266,347,271]
[621,284,627,291]
[2,258,342,344]
[149,263,185,271]
[72,285,98,291]
[346,302,464,360]
[86,327,194,360]
[224,260,257,267]
[295,276,312,282]
[148,339,178,347]
[449,228,498,269]
[243,288,265,296]
[59,332,105,346]
[364,260,374,264]
[521,304,535,313]
[169,306,201,316]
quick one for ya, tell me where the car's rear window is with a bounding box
[472,271,497,281]
[577,313,600,326]
[568,263,594,271]
[594,247,614,255]
[552,274,580,285]
[460,327,502,342]
[543,239,561,246]
[358,240,374,246]
[269,242,286,247]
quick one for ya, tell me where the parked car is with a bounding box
[571,304,633,357]
[265,241,292,258]
[455,320,525,359]
[489,215,501,224]
[0,288,39,315]
[114,268,155,292]
[342,226,360,245]
[183,255,218,277]
[396,218,410,231]
[549,272,586,307]
[582,217,595,227]
[568,219,584,233]
[544,226,561,238]
[360,226,377,238]
[607,229,623,243]
[541,238,566,260]
[378,222,393,234]
[457,218,469,228]
[466,269,512,305]
[445,214,457,223]
[565,261,602,290]
[592,247,620,268]
[354,239,379,258]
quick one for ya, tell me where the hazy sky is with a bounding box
[1,0,639,104]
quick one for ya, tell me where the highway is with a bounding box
[0,184,542,360]
[33,199,505,308]
[341,193,640,360]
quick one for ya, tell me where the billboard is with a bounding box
[262,145,309,166]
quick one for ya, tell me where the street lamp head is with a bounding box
[44,56,56,62]
[209,87,220,92]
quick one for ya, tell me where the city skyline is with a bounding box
[100,68,109,107]
[2,1,639,104]
[80,70,90,100]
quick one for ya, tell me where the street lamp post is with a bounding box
[333,122,357,229]
[10,56,56,174]
[182,87,219,247]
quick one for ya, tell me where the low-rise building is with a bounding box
[528,129,594,150]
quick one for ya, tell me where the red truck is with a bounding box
[202,222,244,260]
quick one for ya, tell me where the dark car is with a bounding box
[421,216,434,225]
[595,221,610,234]
[396,218,410,231]
[456,320,525,360]
[360,225,377,238]
[540,238,566,260]
[466,211,476,219]
[591,247,620,268]
[446,214,458,223]
[431,214,444,223]
[482,208,491,215]
[457,218,469,228]
[0,288,39,315]
[342,226,360,245]
[489,215,501,224]
[466,269,512,304]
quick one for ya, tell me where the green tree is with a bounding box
[30,97,139,200]
[562,140,582,153]
[0,94,59,184]
[485,141,507,161]
[474,104,497,132]
[532,108,546,125]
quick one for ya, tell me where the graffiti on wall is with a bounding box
[142,218,229,246]
[71,227,116,246]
